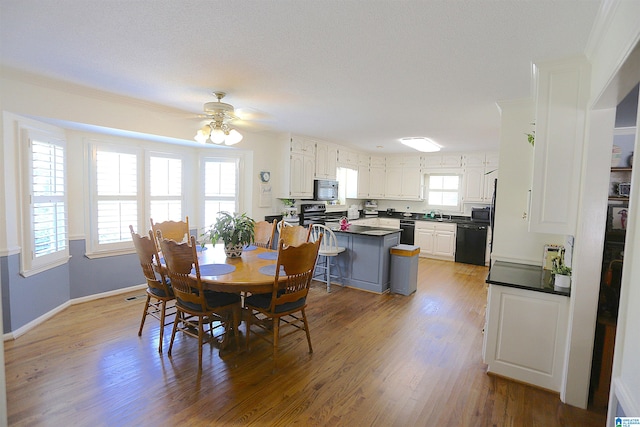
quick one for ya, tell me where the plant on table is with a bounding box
[203,212,255,258]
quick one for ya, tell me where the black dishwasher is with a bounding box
[455,223,488,266]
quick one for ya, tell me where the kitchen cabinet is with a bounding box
[423,153,463,169]
[337,148,359,167]
[463,152,499,203]
[529,57,590,235]
[357,163,370,198]
[351,217,399,229]
[333,229,401,293]
[285,136,315,198]
[483,277,569,392]
[369,163,386,198]
[357,155,385,199]
[414,221,456,260]
[384,156,423,200]
[315,141,338,180]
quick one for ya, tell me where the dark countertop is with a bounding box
[486,261,571,297]
[365,211,479,224]
[327,224,401,236]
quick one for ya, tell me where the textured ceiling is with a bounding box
[0,0,602,153]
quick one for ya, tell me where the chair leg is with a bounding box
[301,308,313,354]
[198,316,204,370]
[326,257,331,292]
[168,310,181,356]
[273,317,280,370]
[158,299,166,352]
[138,295,151,336]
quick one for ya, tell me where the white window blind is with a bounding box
[96,150,138,247]
[21,125,69,276]
[149,155,183,222]
[203,158,238,227]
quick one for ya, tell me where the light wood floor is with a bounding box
[5,259,605,426]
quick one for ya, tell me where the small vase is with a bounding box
[554,274,571,289]
[224,243,244,258]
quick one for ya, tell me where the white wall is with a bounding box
[580,0,640,419]
[492,99,564,265]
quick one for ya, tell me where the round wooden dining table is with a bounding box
[192,244,283,294]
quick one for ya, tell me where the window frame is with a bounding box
[19,124,69,277]
[201,156,241,230]
[87,142,143,257]
[424,171,463,212]
[146,151,185,225]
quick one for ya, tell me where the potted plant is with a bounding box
[552,257,571,288]
[203,212,255,258]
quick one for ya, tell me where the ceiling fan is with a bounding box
[195,91,243,145]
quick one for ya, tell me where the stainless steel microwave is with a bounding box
[313,179,338,201]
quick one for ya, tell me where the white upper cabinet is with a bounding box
[462,152,500,203]
[337,148,359,167]
[424,153,463,169]
[529,57,590,235]
[290,136,316,155]
[315,141,338,180]
[384,156,423,200]
[369,156,386,198]
[286,136,315,198]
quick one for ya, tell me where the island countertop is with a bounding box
[326,224,401,236]
[486,261,570,297]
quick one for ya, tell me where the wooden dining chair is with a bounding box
[276,219,292,234]
[245,236,322,369]
[309,224,346,293]
[150,216,190,249]
[158,233,241,370]
[129,225,176,352]
[279,224,311,247]
[253,219,277,249]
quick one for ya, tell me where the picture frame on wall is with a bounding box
[608,204,629,232]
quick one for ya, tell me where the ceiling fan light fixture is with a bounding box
[210,127,226,144]
[194,129,208,144]
[226,128,243,145]
[400,137,440,152]
[195,91,244,146]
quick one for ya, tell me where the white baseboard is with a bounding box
[3,283,146,341]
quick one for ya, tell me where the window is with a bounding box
[337,166,358,204]
[426,173,461,209]
[149,155,183,222]
[91,146,139,253]
[203,157,239,228]
[20,126,69,276]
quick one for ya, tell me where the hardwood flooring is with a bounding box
[5,259,606,426]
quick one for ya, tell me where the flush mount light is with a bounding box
[400,137,441,152]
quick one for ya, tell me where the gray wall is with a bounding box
[2,239,143,334]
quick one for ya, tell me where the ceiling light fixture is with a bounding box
[194,92,243,146]
[400,137,440,152]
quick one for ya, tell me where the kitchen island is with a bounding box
[326,225,401,293]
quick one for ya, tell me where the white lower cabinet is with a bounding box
[414,221,456,260]
[351,218,399,229]
[483,284,569,392]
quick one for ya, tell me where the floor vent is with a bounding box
[124,294,146,302]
